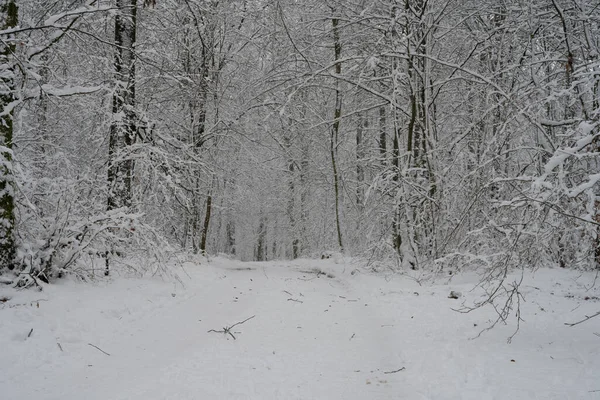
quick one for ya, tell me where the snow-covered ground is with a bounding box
[1,257,599,400]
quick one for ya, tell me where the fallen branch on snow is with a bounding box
[564,310,600,327]
[208,315,255,340]
[383,367,405,374]
[88,343,110,356]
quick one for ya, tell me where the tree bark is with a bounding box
[108,0,137,210]
[284,130,299,259]
[331,13,343,251]
[300,130,309,255]
[356,113,365,212]
[379,105,387,165]
[256,215,267,261]
[199,193,212,254]
[0,0,17,271]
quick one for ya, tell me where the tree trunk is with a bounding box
[199,193,212,254]
[331,13,343,251]
[356,113,365,212]
[379,105,387,165]
[300,131,309,255]
[256,215,267,261]
[226,219,235,255]
[0,0,17,271]
[392,127,402,254]
[285,133,299,259]
[108,0,137,210]
[193,44,210,148]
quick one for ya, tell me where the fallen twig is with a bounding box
[57,342,64,352]
[208,315,256,340]
[229,315,256,330]
[564,310,600,327]
[88,343,110,356]
[283,290,292,296]
[287,298,303,303]
[27,328,33,338]
[208,328,236,340]
[350,333,355,340]
[383,367,405,374]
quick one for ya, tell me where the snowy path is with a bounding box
[2,258,600,399]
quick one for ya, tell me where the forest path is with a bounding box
[2,257,599,399]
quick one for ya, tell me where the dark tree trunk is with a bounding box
[199,193,212,254]
[392,127,401,253]
[256,215,267,261]
[0,0,18,271]
[299,133,309,255]
[108,0,137,210]
[356,113,366,212]
[331,13,343,251]
[379,105,387,165]
[226,219,235,255]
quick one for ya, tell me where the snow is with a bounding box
[533,123,600,191]
[1,258,599,400]
[43,4,113,27]
[40,84,104,97]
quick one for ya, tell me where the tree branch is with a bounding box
[565,310,600,327]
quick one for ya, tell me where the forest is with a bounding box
[1,0,599,284]
[2,2,600,398]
